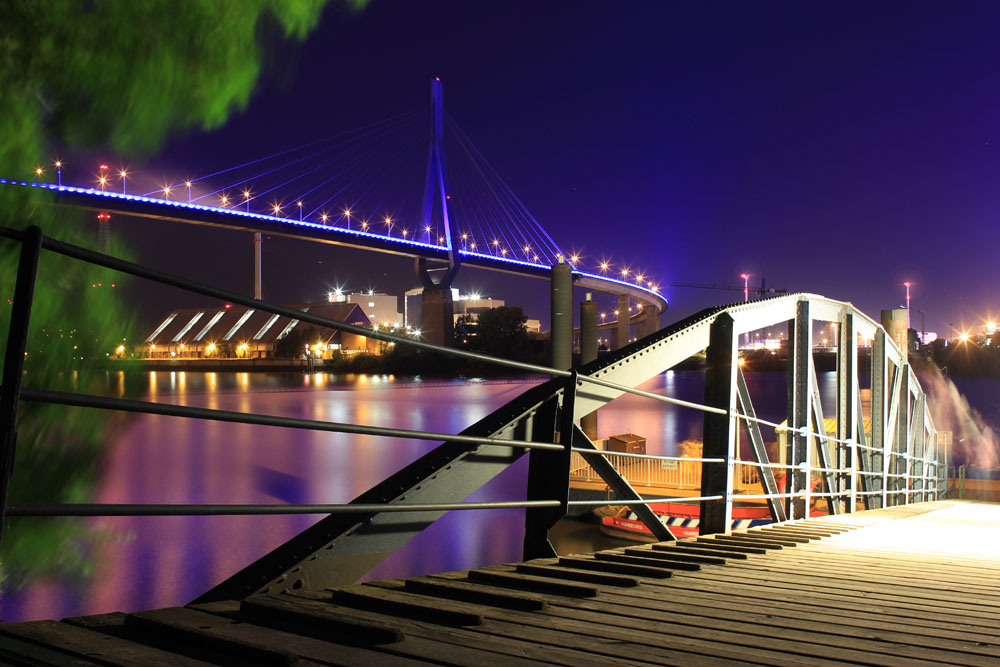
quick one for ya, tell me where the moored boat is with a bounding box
[599,502,775,541]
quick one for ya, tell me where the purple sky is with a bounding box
[114,1,1000,335]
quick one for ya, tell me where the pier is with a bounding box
[2,501,998,665]
[0,226,954,661]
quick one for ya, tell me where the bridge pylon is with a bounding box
[415,77,462,346]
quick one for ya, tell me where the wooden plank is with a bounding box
[511,563,640,587]
[729,557,1000,594]
[697,536,788,549]
[131,606,524,667]
[249,593,740,667]
[727,532,810,545]
[0,633,102,666]
[466,569,600,597]
[61,613,127,632]
[674,539,768,555]
[711,562,1000,609]
[530,595,992,666]
[587,583,1000,649]
[622,546,727,566]
[557,556,674,579]
[593,552,703,571]
[646,570,1000,631]
[0,620,214,667]
[402,577,548,611]
[327,585,483,626]
[668,570,1000,625]
[562,586,1000,660]
[459,594,903,667]
[650,543,749,560]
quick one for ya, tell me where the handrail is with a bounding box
[6,500,561,516]
[0,226,722,414]
[20,388,564,452]
[0,222,947,594]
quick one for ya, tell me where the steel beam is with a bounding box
[252,232,262,300]
[871,328,887,508]
[855,383,874,510]
[837,311,857,511]
[736,369,786,523]
[524,382,571,560]
[883,363,902,506]
[579,296,598,439]
[572,425,674,542]
[700,313,737,535]
[787,300,811,520]
[895,366,910,505]
[809,363,839,515]
[0,226,43,548]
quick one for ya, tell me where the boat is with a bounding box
[599,501,775,542]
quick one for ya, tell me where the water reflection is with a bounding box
[1,369,848,623]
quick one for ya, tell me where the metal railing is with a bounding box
[0,224,946,597]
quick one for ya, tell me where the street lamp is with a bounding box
[903,282,912,330]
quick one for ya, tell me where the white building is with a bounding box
[329,290,401,328]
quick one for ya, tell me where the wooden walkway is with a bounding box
[2,500,999,666]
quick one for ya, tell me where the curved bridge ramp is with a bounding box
[3,500,999,665]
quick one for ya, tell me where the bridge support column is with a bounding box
[871,329,887,508]
[253,232,262,300]
[700,313,737,535]
[615,294,629,349]
[551,260,573,371]
[635,318,647,341]
[580,294,598,440]
[895,366,910,507]
[837,311,858,512]
[787,300,812,520]
[420,285,454,347]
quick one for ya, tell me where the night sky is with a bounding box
[111,1,1000,335]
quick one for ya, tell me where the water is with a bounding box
[2,369,995,622]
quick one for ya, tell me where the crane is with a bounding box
[668,277,786,297]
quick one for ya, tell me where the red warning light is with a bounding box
[224,304,232,309]
[99,164,109,171]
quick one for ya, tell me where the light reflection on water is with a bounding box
[1,369,836,623]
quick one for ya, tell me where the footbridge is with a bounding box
[0,226,958,663]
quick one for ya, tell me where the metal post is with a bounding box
[253,232,262,300]
[871,328,887,509]
[837,311,857,512]
[579,294,598,439]
[523,373,574,559]
[615,294,629,350]
[0,226,43,547]
[700,313,737,535]
[896,367,910,505]
[550,260,573,371]
[787,300,811,520]
[736,369,786,523]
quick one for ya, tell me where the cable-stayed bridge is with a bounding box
[2,79,666,346]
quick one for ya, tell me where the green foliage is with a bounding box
[274,324,316,358]
[454,314,478,347]
[470,306,529,359]
[1,0,352,589]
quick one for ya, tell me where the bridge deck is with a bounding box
[2,500,998,666]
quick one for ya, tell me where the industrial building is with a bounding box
[140,302,373,359]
